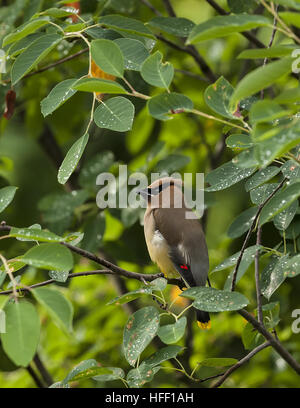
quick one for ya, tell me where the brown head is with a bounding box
[138,177,185,209]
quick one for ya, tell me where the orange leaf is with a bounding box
[90,60,116,101]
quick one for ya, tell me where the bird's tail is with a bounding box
[195,309,211,330]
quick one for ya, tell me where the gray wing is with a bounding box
[153,207,209,287]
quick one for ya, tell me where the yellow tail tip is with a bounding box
[197,320,211,330]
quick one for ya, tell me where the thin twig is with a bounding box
[26,365,45,388]
[33,354,53,387]
[260,0,300,44]
[255,227,264,326]
[162,0,176,17]
[140,0,162,16]
[261,3,278,99]
[0,253,18,300]
[231,178,287,291]
[211,342,271,388]
[239,309,300,375]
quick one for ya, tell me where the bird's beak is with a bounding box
[137,188,151,199]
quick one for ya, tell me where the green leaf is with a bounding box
[79,151,114,190]
[7,33,41,58]
[187,14,270,44]
[227,207,257,238]
[259,182,300,225]
[155,154,190,173]
[0,259,26,275]
[226,134,253,150]
[41,79,78,117]
[281,160,300,182]
[230,57,293,111]
[114,38,149,71]
[157,317,186,345]
[49,270,69,283]
[268,0,300,10]
[238,45,297,59]
[57,133,89,185]
[0,300,40,367]
[0,186,17,213]
[261,302,281,329]
[40,6,79,19]
[199,358,238,367]
[147,17,195,37]
[280,219,300,239]
[0,296,9,311]
[127,364,160,388]
[123,306,160,366]
[21,243,74,271]
[273,200,298,230]
[284,254,300,278]
[73,77,127,94]
[107,288,152,306]
[63,359,107,383]
[11,33,62,85]
[141,51,174,89]
[204,76,237,119]
[94,97,135,132]
[242,321,264,350]
[181,287,249,312]
[223,246,262,290]
[64,23,86,33]
[261,256,289,300]
[9,227,63,243]
[245,166,281,191]
[143,345,182,367]
[93,367,125,382]
[148,277,167,291]
[91,39,124,78]
[255,125,300,167]
[249,100,291,125]
[275,87,300,104]
[232,148,259,169]
[2,17,50,47]
[147,92,193,120]
[80,213,106,253]
[211,245,261,274]
[32,287,73,333]
[250,183,279,205]
[228,0,257,13]
[279,11,300,27]
[205,161,256,191]
[99,15,155,39]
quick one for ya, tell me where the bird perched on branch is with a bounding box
[139,177,210,329]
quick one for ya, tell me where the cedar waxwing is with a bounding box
[139,177,211,329]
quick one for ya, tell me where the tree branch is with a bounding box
[255,227,264,326]
[211,341,271,388]
[239,309,300,375]
[26,365,45,388]
[231,178,287,291]
[33,354,53,387]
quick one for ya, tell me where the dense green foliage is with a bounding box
[0,0,300,388]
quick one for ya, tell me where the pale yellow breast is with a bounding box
[144,211,179,279]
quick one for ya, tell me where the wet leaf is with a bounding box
[181,287,249,312]
[157,317,187,344]
[123,306,160,366]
